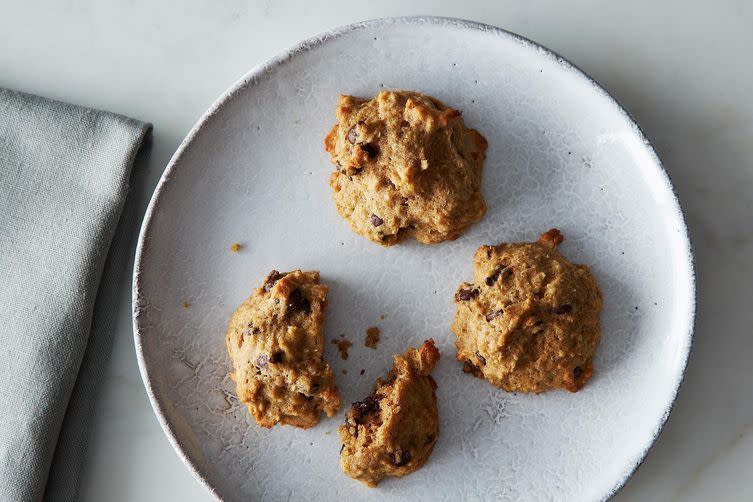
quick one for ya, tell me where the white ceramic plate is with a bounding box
[133,17,694,502]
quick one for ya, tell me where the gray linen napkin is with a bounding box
[0,88,150,501]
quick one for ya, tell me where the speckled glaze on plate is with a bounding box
[133,17,695,502]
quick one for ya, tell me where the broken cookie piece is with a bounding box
[225,270,341,428]
[338,339,440,487]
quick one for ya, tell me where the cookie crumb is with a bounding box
[182,302,190,310]
[360,369,365,376]
[365,327,380,349]
[230,242,243,253]
[379,314,385,320]
[331,339,353,360]
[342,369,348,375]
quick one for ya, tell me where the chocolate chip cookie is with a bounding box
[338,339,440,487]
[226,270,341,428]
[325,90,487,246]
[452,229,602,393]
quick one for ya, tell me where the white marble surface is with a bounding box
[1,1,751,500]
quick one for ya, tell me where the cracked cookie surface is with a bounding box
[338,339,440,487]
[452,229,602,393]
[226,270,341,428]
[325,90,487,246]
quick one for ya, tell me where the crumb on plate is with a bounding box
[365,327,380,349]
[331,338,353,360]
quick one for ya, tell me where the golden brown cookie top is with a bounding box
[338,339,440,487]
[225,270,341,428]
[326,90,487,246]
[452,230,602,393]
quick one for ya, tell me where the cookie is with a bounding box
[338,339,440,487]
[225,270,341,428]
[325,90,487,246]
[452,229,602,393]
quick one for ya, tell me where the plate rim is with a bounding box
[132,15,696,502]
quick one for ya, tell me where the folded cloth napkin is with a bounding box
[0,88,150,502]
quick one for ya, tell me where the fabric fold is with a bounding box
[0,88,150,502]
